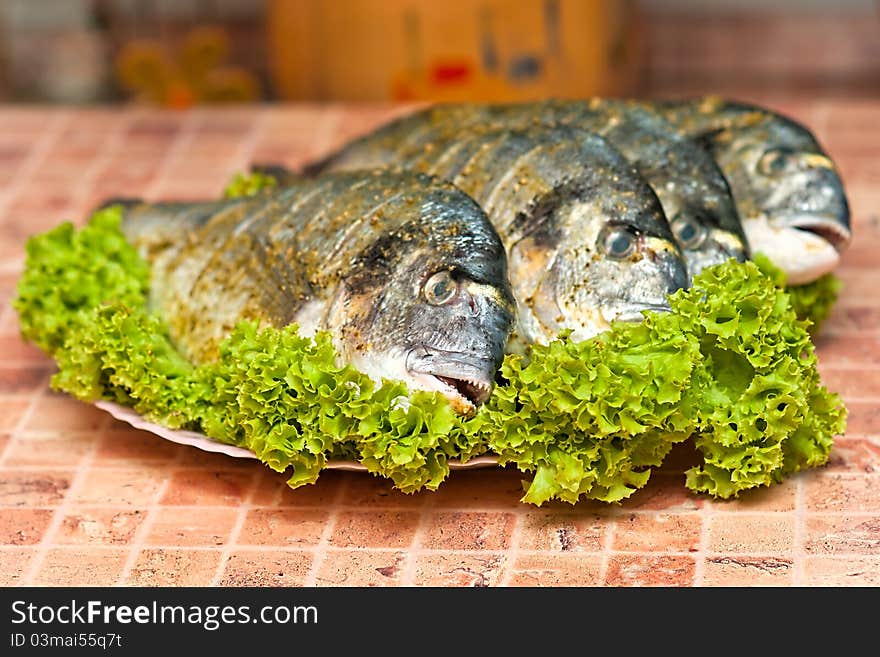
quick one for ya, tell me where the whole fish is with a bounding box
[262,124,689,346]
[304,99,750,279]
[651,96,851,284]
[116,169,516,415]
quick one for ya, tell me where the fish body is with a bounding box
[306,99,749,279]
[275,123,688,346]
[651,96,851,284]
[118,169,516,414]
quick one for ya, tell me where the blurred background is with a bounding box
[0,0,877,106]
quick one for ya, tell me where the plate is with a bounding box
[95,401,500,471]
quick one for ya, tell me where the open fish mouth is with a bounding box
[406,346,498,411]
[782,215,851,252]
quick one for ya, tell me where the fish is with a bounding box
[303,99,750,280]
[650,96,851,285]
[115,169,517,415]
[261,123,689,346]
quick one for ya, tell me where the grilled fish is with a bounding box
[117,169,516,414]
[303,99,749,280]
[261,124,689,346]
[651,96,851,284]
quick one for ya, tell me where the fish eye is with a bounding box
[601,226,637,259]
[671,215,708,250]
[757,148,793,176]
[424,270,457,305]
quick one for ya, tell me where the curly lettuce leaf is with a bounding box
[752,253,842,333]
[223,171,278,199]
[14,212,846,505]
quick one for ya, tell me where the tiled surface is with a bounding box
[0,101,878,587]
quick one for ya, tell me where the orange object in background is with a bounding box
[267,0,641,102]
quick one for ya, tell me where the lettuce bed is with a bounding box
[14,207,847,505]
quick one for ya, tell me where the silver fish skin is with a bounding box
[116,169,516,415]
[651,96,851,284]
[274,123,689,346]
[304,100,750,281]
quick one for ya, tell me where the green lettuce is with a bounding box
[13,208,846,505]
[223,171,278,199]
[753,253,842,334]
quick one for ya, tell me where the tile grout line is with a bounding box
[397,491,434,586]
[115,446,187,585]
[498,504,526,587]
[792,476,806,585]
[299,475,350,587]
[692,502,710,587]
[207,468,265,586]
[597,507,618,585]
[20,414,110,585]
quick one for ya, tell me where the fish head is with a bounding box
[510,184,688,344]
[638,143,751,278]
[338,185,516,415]
[707,117,850,283]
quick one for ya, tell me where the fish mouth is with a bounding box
[778,214,851,252]
[406,346,497,412]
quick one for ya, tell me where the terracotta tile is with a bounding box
[316,549,406,586]
[94,428,183,464]
[613,512,702,552]
[72,467,164,506]
[804,473,880,512]
[238,508,328,546]
[702,556,794,586]
[824,436,880,473]
[429,467,526,508]
[803,556,880,586]
[176,445,263,469]
[251,469,347,507]
[0,365,49,393]
[160,469,254,506]
[508,554,602,586]
[34,547,128,585]
[845,401,880,435]
[414,552,508,586]
[0,399,29,431]
[327,510,418,548]
[22,394,106,432]
[3,433,97,467]
[218,550,313,587]
[823,307,880,333]
[707,515,795,554]
[57,508,145,545]
[709,478,797,512]
[815,335,880,367]
[605,555,697,586]
[0,331,44,363]
[0,548,37,585]
[819,368,880,399]
[145,506,238,547]
[340,471,428,509]
[621,473,704,511]
[0,508,54,544]
[126,548,223,586]
[422,511,516,550]
[517,511,609,552]
[0,470,70,506]
[804,515,880,555]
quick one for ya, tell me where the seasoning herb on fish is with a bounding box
[652,96,851,285]
[117,169,516,415]
[302,100,750,280]
[264,124,689,346]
